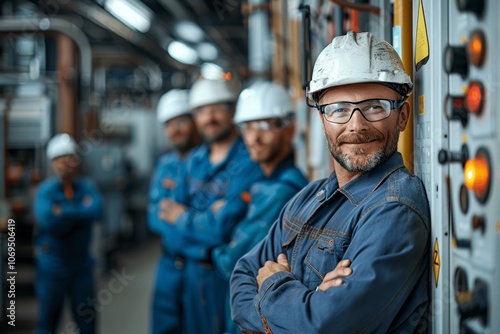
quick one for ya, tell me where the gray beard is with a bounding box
[329,130,400,173]
[333,149,387,172]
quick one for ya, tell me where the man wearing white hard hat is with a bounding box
[34,133,103,334]
[159,78,262,334]
[231,31,430,333]
[210,81,309,333]
[148,89,201,334]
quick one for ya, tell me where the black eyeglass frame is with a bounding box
[317,98,406,124]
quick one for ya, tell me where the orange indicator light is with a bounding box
[468,30,486,67]
[464,150,490,203]
[465,81,484,115]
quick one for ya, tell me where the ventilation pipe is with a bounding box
[246,0,271,78]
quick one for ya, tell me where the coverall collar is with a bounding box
[324,152,406,204]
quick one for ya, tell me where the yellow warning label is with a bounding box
[418,95,425,115]
[433,238,440,287]
[415,0,430,70]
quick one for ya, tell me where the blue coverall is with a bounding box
[231,152,431,334]
[171,136,263,334]
[212,153,308,334]
[147,150,190,334]
[34,177,103,334]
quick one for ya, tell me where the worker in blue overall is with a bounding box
[159,78,263,334]
[34,133,103,334]
[231,31,431,334]
[211,81,309,333]
[148,89,201,334]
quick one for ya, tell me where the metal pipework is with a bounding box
[0,17,92,87]
[246,0,271,78]
[0,16,92,136]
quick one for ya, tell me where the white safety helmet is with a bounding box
[234,81,294,124]
[307,31,413,105]
[157,89,191,124]
[189,79,237,109]
[46,133,78,160]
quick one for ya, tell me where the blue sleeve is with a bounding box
[170,160,190,207]
[174,163,261,261]
[148,157,166,204]
[34,180,103,237]
[60,181,103,221]
[230,202,289,332]
[212,184,299,280]
[148,157,173,235]
[232,202,429,333]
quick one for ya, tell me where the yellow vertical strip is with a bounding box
[394,0,414,173]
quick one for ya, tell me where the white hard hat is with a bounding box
[46,133,78,160]
[157,89,191,123]
[234,81,294,124]
[189,79,237,109]
[307,31,413,104]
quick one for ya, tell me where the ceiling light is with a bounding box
[105,0,152,33]
[174,21,205,43]
[197,42,219,61]
[168,41,198,65]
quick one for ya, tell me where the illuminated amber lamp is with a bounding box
[468,30,486,67]
[465,81,485,115]
[464,148,491,203]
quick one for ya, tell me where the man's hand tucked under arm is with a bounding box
[211,199,226,213]
[158,199,187,224]
[317,259,352,291]
[257,253,290,291]
[256,255,352,292]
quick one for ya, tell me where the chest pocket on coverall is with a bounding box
[281,193,353,289]
[305,232,350,288]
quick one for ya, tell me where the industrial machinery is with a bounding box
[414,0,499,332]
[1,0,499,332]
[0,2,169,295]
[299,0,499,332]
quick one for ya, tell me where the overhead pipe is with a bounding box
[0,17,92,137]
[350,0,371,32]
[60,1,190,71]
[244,0,271,78]
[329,0,381,36]
[0,17,91,86]
[329,0,381,15]
[333,4,345,37]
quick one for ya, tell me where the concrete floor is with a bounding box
[5,238,161,334]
